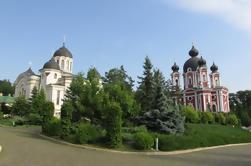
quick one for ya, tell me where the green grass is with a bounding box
[0,118,14,126]
[155,123,251,151]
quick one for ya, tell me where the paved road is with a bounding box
[0,126,251,166]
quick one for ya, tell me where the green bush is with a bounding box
[0,111,3,120]
[201,112,214,124]
[13,116,26,126]
[240,112,251,127]
[43,117,61,136]
[105,102,122,148]
[133,130,154,150]
[75,123,103,144]
[26,113,42,125]
[182,106,200,123]
[215,113,226,125]
[227,114,239,126]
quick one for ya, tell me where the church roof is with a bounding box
[183,46,206,72]
[53,44,73,58]
[43,58,60,70]
[15,68,37,85]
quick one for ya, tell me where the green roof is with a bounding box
[0,96,15,103]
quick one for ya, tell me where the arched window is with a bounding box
[70,62,72,71]
[215,79,219,86]
[203,74,206,81]
[61,60,65,70]
[67,60,69,71]
[189,77,192,85]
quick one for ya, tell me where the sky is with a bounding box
[0,0,251,93]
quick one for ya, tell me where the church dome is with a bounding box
[43,58,60,70]
[210,62,218,72]
[53,44,73,58]
[198,56,206,66]
[171,62,179,72]
[189,45,199,57]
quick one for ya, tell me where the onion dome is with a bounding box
[189,45,199,57]
[198,56,206,66]
[53,44,73,58]
[171,62,179,72]
[43,58,60,70]
[210,62,218,72]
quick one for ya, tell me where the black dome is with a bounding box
[171,62,179,72]
[53,44,73,58]
[198,56,206,66]
[43,58,60,70]
[183,56,200,72]
[189,45,199,57]
[210,63,218,72]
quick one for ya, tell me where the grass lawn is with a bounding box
[155,123,251,151]
[0,118,14,126]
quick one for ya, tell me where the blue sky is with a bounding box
[0,0,250,92]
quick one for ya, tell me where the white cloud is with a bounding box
[165,0,251,32]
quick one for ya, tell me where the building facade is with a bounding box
[171,45,230,112]
[14,43,73,117]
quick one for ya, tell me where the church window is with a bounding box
[54,73,57,79]
[57,60,59,64]
[188,96,192,101]
[61,60,65,70]
[203,74,206,81]
[70,62,72,71]
[56,90,60,105]
[189,77,192,85]
[215,79,219,86]
[67,60,69,71]
[175,79,178,85]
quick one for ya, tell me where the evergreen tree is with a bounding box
[42,101,54,133]
[11,95,30,117]
[105,101,122,148]
[60,101,73,138]
[136,56,154,113]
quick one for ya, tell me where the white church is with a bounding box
[14,43,73,117]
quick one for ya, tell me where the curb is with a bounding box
[38,134,251,155]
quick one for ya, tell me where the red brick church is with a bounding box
[171,45,230,112]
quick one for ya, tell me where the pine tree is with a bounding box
[60,101,73,138]
[136,56,154,113]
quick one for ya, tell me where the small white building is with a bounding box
[14,44,73,117]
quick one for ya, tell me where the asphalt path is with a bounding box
[0,126,251,166]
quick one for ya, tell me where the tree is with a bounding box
[103,67,139,122]
[60,101,73,138]
[29,88,46,116]
[137,67,184,134]
[136,56,155,113]
[42,101,54,133]
[11,95,30,117]
[65,73,86,122]
[0,79,14,96]
[105,101,122,148]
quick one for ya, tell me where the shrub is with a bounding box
[133,130,154,150]
[75,123,103,144]
[26,113,42,125]
[13,116,26,126]
[215,113,226,125]
[43,117,61,136]
[105,102,122,148]
[240,112,251,127]
[227,114,239,126]
[60,101,73,139]
[0,111,3,120]
[201,112,214,124]
[182,106,200,123]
